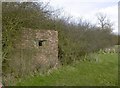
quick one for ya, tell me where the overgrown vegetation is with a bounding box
[2,2,118,86]
[16,53,118,86]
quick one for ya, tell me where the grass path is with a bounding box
[16,53,118,86]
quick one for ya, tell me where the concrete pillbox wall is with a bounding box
[10,28,58,76]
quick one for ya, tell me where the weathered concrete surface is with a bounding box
[10,28,58,76]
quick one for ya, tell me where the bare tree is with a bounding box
[96,13,113,30]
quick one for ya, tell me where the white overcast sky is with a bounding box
[41,0,119,34]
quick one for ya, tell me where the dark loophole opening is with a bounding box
[39,41,42,46]
[38,40,46,46]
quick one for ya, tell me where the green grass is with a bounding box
[16,53,118,86]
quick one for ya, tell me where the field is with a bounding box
[16,53,118,86]
[2,2,119,86]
